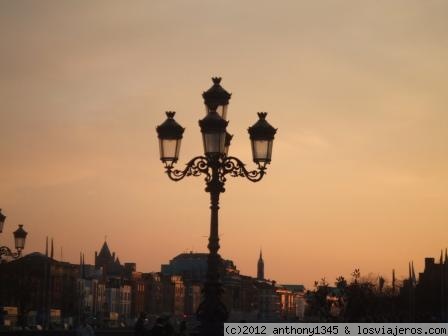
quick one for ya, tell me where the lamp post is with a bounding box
[0,209,28,260]
[156,78,277,336]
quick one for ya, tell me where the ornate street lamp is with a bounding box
[156,77,277,336]
[0,209,28,260]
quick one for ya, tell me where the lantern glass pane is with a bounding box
[251,139,273,163]
[15,236,25,250]
[159,139,181,162]
[203,132,226,155]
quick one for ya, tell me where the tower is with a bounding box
[257,250,264,280]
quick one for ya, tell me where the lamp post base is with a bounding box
[197,255,228,336]
[197,300,228,336]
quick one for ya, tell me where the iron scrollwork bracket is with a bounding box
[0,246,20,259]
[165,156,211,182]
[222,156,265,182]
[164,155,266,184]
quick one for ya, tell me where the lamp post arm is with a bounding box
[222,156,266,182]
[0,245,21,259]
[165,156,211,182]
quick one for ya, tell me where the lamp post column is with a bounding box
[198,156,228,336]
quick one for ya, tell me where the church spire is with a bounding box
[392,269,396,294]
[45,236,48,257]
[445,248,448,265]
[411,261,416,285]
[257,249,264,280]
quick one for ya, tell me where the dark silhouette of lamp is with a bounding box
[156,77,277,336]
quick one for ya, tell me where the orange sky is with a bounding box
[1,1,447,288]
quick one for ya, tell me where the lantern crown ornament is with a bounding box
[248,112,277,140]
[156,111,185,139]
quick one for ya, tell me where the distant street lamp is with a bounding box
[0,209,28,260]
[156,77,277,336]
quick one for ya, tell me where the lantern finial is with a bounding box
[166,111,176,119]
[257,112,267,120]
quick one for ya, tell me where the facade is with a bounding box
[257,280,281,321]
[78,242,139,325]
[415,254,448,320]
[143,272,163,315]
[0,252,79,326]
[0,245,307,327]
[276,285,306,320]
[282,285,306,320]
[131,272,146,318]
[104,280,131,323]
[184,283,202,315]
[77,278,106,319]
[162,275,185,316]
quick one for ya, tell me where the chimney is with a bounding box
[425,257,435,270]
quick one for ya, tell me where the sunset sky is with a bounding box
[1,1,447,287]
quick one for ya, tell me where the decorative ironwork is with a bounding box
[164,155,265,184]
[165,156,211,182]
[0,245,21,259]
[222,156,265,182]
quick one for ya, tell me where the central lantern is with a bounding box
[199,110,228,156]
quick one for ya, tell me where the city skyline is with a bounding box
[2,229,446,290]
[1,1,448,288]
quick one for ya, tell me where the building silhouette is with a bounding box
[95,241,125,278]
[399,250,448,322]
[161,250,304,321]
[0,252,78,327]
[416,252,448,321]
[0,243,306,328]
